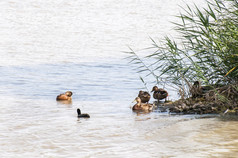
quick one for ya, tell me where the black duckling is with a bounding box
[132,97,153,111]
[138,90,151,103]
[56,91,73,101]
[77,108,90,118]
[151,86,168,101]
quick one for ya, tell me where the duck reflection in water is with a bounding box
[56,100,72,105]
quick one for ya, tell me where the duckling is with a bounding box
[151,86,168,101]
[77,108,90,118]
[138,90,151,103]
[132,97,153,111]
[56,91,73,101]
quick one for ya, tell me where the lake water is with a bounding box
[1,0,238,157]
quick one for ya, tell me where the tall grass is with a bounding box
[126,0,238,98]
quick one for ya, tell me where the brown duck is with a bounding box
[138,90,151,103]
[151,86,168,101]
[190,81,213,98]
[132,97,153,111]
[56,91,73,101]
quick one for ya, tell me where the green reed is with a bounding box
[126,0,238,97]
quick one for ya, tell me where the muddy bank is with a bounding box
[160,83,238,115]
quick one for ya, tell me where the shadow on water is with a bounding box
[218,115,238,121]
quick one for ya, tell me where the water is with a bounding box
[1,0,238,157]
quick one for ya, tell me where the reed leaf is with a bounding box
[125,0,238,97]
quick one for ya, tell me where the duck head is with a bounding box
[151,86,159,92]
[193,81,201,88]
[77,108,81,115]
[65,91,73,97]
[133,97,141,104]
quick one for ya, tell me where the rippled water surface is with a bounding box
[1,0,238,157]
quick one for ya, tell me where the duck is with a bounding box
[56,91,73,101]
[190,81,203,98]
[151,86,168,101]
[190,81,213,98]
[138,90,151,103]
[77,108,90,118]
[132,97,153,111]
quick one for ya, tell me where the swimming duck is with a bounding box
[77,108,90,118]
[132,97,153,111]
[138,90,151,103]
[56,91,73,101]
[151,86,168,101]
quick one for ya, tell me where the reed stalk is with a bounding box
[126,0,238,98]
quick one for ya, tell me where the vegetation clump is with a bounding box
[166,82,238,114]
[127,0,238,115]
